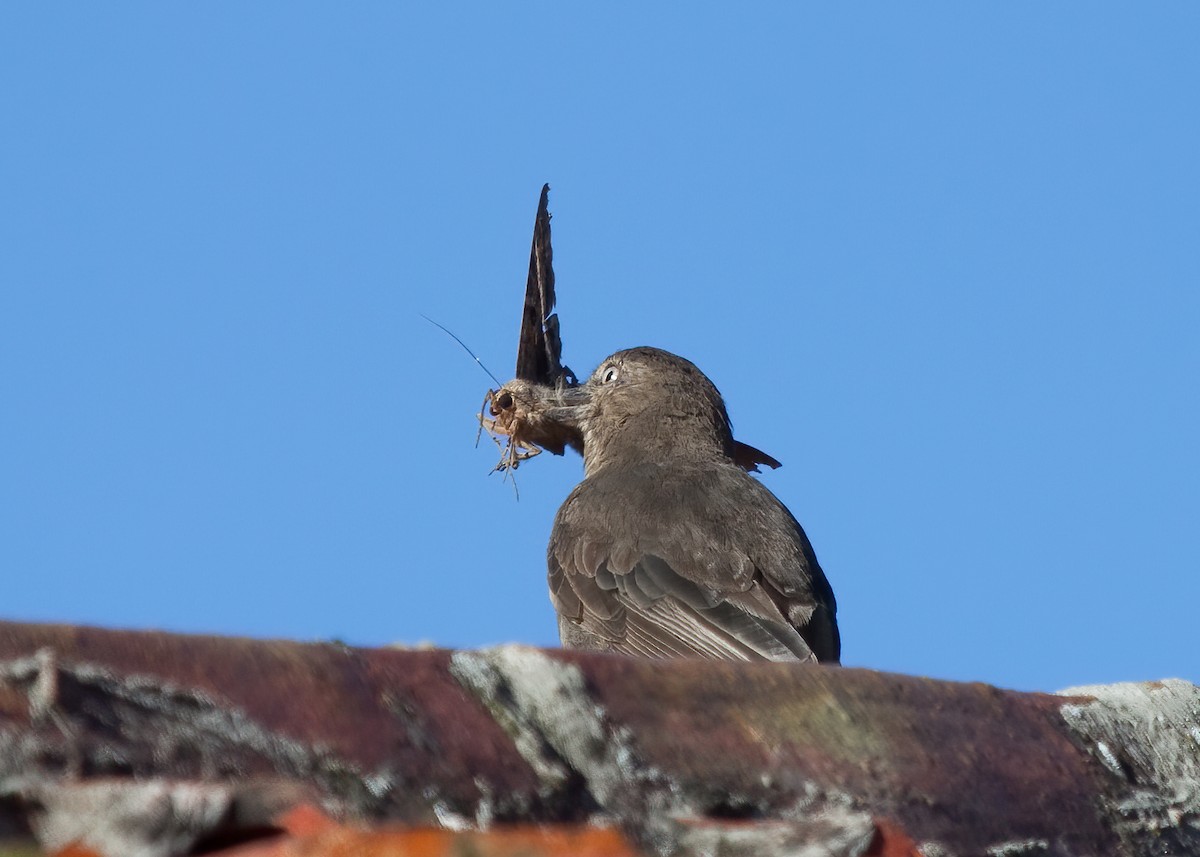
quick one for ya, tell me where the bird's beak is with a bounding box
[536,384,592,428]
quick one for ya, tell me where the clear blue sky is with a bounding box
[2,6,1196,692]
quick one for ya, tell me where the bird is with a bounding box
[540,346,840,664]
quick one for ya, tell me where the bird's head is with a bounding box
[565,347,738,475]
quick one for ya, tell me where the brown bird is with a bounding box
[537,347,840,663]
[485,186,837,662]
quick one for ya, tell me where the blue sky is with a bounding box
[2,6,1196,692]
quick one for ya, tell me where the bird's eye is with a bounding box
[600,366,619,384]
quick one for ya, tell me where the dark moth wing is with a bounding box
[516,184,574,387]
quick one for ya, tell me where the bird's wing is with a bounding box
[551,550,816,662]
[549,465,835,662]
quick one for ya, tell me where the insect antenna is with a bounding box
[419,313,504,388]
[424,317,522,499]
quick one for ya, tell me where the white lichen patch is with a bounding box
[451,645,688,853]
[1058,679,1200,838]
[986,837,1049,856]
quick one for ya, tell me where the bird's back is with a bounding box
[549,457,840,663]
